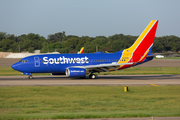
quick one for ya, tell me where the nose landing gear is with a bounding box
[23,72,33,79]
[28,75,33,79]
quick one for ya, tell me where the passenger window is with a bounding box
[19,60,28,63]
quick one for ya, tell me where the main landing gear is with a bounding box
[28,75,33,79]
[89,74,97,79]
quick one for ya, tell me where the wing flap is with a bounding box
[69,62,133,72]
[84,63,133,69]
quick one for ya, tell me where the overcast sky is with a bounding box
[0,0,180,38]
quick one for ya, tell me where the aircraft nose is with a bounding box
[11,63,20,71]
[11,63,17,70]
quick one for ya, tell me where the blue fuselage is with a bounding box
[12,53,121,73]
[11,51,153,74]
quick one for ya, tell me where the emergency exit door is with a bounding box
[34,57,40,67]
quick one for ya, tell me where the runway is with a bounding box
[0,75,180,86]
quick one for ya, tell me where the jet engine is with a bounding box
[66,68,86,77]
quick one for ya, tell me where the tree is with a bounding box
[0,39,14,52]
[47,31,66,43]
[41,42,49,53]
[0,32,7,41]
[28,47,34,53]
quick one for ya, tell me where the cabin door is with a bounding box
[34,57,40,67]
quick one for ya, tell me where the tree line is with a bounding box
[0,31,180,53]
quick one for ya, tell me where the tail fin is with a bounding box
[77,47,84,54]
[130,20,158,54]
[121,20,158,63]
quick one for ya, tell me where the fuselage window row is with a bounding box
[19,60,28,63]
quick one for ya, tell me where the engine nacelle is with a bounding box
[66,68,86,77]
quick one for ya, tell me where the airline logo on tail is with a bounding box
[118,20,158,69]
[78,47,84,54]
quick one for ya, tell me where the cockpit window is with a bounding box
[19,60,28,63]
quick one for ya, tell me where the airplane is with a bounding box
[11,20,159,79]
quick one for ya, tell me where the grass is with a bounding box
[1,67,180,76]
[0,86,180,119]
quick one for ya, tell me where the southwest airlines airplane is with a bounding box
[12,20,158,79]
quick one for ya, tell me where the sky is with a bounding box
[0,0,180,38]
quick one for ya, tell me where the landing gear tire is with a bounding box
[89,74,97,79]
[28,75,33,79]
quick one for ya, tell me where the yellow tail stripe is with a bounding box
[79,47,84,53]
[129,20,157,51]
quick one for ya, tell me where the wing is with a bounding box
[70,62,134,72]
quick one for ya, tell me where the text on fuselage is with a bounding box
[43,56,89,64]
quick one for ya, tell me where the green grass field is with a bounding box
[1,66,180,76]
[0,67,50,76]
[0,86,180,119]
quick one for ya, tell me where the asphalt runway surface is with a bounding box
[0,74,180,86]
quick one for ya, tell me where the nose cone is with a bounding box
[11,63,21,71]
[11,64,15,69]
[11,63,17,70]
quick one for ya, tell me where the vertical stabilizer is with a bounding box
[78,47,84,54]
[118,20,158,69]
